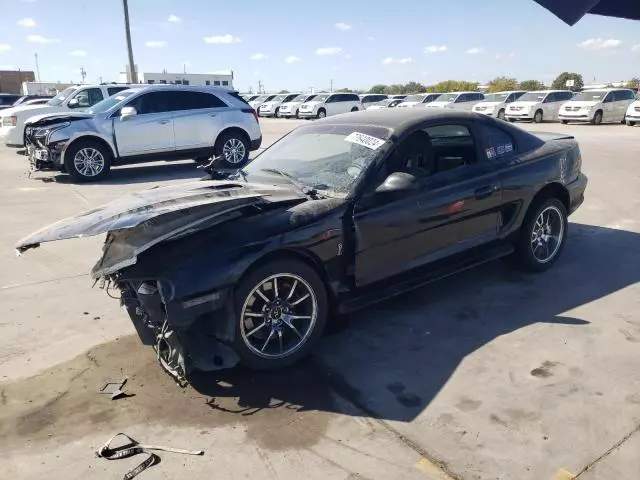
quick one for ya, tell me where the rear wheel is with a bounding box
[590,110,602,125]
[232,259,328,370]
[561,120,569,125]
[533,110,543,123]
[514,197,568,272]
[626,120,636,126]
[64,139,112,182]
[317,108,326,119]
[497,109,505,120]
[350,107,359,112]
[295,109,300,119]
[508,118,516,123]
[215,131,250,167]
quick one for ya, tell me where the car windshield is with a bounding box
[242,124,393,195]
[85,91,135,114]
[517,92,547,102]
[311,94,329,102]
[288,94,306,102]
[571,90,608,101]
[47,87,78,106]
[403,95,425,102]
[253,96,268,102]
[483,93,510,102]
[435,94,458,102]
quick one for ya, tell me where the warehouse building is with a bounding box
[0,70,36,94]
[118,70,234,88]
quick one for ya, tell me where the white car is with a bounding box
[397,93,440,108]
[258,93,302,118]
[472,91,526,120]
[625,98,640,126]
[298,93,361,119]
[505,90,573,123]
[365,98,405,110]
[248,94,278,110]
[426,92,485,111]
[277,93,317,118]
[558,88,636,125]
[0,84,134,147]
[359,94,389,109]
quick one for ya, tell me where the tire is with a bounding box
[561,120,569,125]
[317,108,326,119]
[508,118,516,123]
[64,139,112,182]
[295,109,300,119]
[215,130,250,168]
[350,107,359,112]
[513,197,568,272]
[590,110,602,125]
[533,110,543,123]
[497,109,505,120]
[274,107,280,118]
[232,259,329,370]
[627,121,636,126]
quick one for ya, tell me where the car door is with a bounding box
[601,92,615,121]
[542,92,557,118]
[353,121,502,286]
[170,90,226,150]
[113,91,175,157]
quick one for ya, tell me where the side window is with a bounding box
[325,95,336,103]
[159,80,167,84]
[128,91,173,115]
[171,91,227,110]
[480,125,515,161]
[561,92,572,101]
[455,94,467,103]
[408,124,476,174]
[73,88,103,107]
[205,80,210,86]
[603,93,613,103]
[543,93,555,103]
[107,87,128,96]
[222,81,229,86]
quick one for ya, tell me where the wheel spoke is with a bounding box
[255,288,270,303]
[244,312,263,318]
[261,329,275,352]
[273,277,279,298]
[282,316,303,338]
[278,330,283,353]
[289,315,311,320]
[290,293,310,306]
[286,280,298,300]
[246,321,266,337]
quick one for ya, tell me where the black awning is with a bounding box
[534,0,640,25]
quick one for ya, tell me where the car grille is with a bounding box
[510,106,523,111]
[565,106,580,111]
[475,106,486,111]
[635,107,640,112]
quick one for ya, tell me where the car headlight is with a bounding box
[2,116,17,127]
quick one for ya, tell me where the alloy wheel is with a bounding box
[222,138,246,164]
[73,147,105,177]
[240,273,317,359]
[530,205,564,263]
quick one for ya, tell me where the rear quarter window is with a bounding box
[228,91,250,105]
[480,124,515,160]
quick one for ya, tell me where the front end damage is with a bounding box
[16,180,305,385]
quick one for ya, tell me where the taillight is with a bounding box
[2,116,17,127]
[242,108,259,124]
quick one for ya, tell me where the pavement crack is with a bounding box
[573,422,640,478]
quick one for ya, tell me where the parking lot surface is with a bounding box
[0,118,638,480]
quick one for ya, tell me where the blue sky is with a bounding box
[2,0,640,92]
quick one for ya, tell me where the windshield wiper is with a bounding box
[259,168,319,198]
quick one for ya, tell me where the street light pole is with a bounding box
[122,0,137,83]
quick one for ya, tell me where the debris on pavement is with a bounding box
[99,378,131,400]
[96,432,204,480]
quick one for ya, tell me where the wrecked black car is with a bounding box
[16,109,587,385]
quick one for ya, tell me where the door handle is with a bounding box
[475,185,499,200]
[158,120,170,125]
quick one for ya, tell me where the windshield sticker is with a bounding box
[345,131,386,150]
[486,147,496,159]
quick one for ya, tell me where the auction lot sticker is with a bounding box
[345,131,386,150]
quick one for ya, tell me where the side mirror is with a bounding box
[67,98,79,109]
[375,172,419,194]
[120,106,137,121]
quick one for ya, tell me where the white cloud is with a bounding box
[632,44,640,53]
[334,22,352,31]
[0,44,11,52]
[424,45,447,53]
[27,34,60,44]
[168,14,181,23]
[381,57,412,65]
[344,53,352,59]
[366,36,375,41]
[250,53,268,60]
[145,40,166,47]
[578,37,622,50]
[17,18,36,27]
[284,55,301,64]
[69,50,87,57]
[494,52,515,59]
[465,47,483,54]
[316,47,343,55]
[203,34,241,44]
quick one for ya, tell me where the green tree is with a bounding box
[368,84,387,94]
[486,76,518,93]
[551,72,584,92]
[428,80,479,93]
[518,79,545,91]
[403,81,427,93]
[335,88,354,93]
[278,90,290,94]
[625,77,640,89]
[384,84,405,95]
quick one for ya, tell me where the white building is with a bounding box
[118,70,234,89]
[22,81,76,95]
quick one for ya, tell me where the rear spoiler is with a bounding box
[532,132,575,142]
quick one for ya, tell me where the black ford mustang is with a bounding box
[17,109,588,384]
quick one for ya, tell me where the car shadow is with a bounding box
[189,223,639,423]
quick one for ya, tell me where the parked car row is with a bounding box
[0,93,53,111]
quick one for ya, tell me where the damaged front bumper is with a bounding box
[24,124,68,173]
[117,278,240,386]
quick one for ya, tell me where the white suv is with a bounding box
[298,93,361,119]
[0,83,135,147]
[625,97,640,126]
[505,90,573,123]
[258,93,301,118]
[558,88,636,125]
[427,92,485,111]
[277,93,317,118]
[23,86,262,181]
[472,90,526,120]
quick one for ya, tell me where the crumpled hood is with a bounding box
[16,180,305,277]
[25,111,94,127]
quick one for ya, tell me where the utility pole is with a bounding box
[122,0,137,83]
[330,79,333,92]
[80,65,86,83]
[34,52,41,83]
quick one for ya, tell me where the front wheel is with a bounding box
[232,259,328,370]
[590,110,602,125]
[513,197,568,272]
[216,131,250,168]
[295,109,300,119]
[533,110,543,123]
[64,140,112,182]
[508,118,516,123]
[497,109,505,120]
[317,108,326,119]
[561,120,569,125]
[626,120,636,126]
[350,107,359,112]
